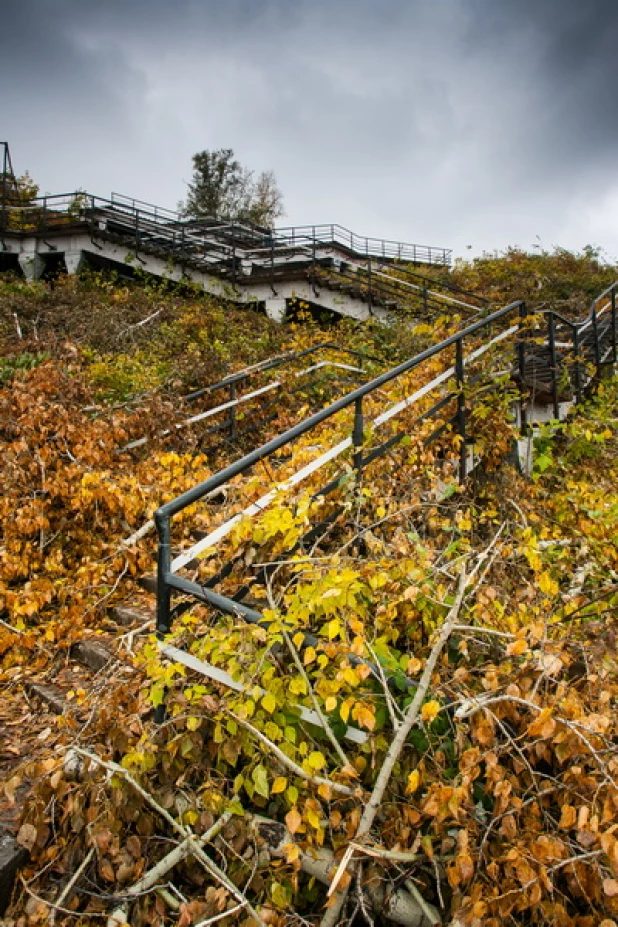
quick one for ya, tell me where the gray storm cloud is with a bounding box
[2,0,618,259]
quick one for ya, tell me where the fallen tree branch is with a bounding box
[228,711,357,797]
[73,750,266,927]
[49,848,94,926]
[317,566,469,927]
[253,817,434,927]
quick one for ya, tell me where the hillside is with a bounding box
[1,256,618,927]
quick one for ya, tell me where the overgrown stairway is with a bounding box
[2,283,618,922]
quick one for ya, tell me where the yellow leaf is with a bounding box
[272,777,287,794]
[352,703,376,731]
[305,807,321,830]
[421,700,440,724]
[186,716,201,731]
[261,692,276,714]
[327,618,341,640]
[307,751,326,771]
[325,696,337,713]
[406,769,421,794]
[343,666,360,687]
[340,698,353,723]
[283,841,300,863]
[303,646,316,665]
[538,571,558,597]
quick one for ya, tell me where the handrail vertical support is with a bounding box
[353,397,364,473]
[612,287,618,364]
[229,382,237,440]
[548,313,560,421]
[573,327,582,404]
[517,301,528,434]
[154,513,171,727]
[155,511,172,637]
[455,338,466,482]
[592,304,601,377]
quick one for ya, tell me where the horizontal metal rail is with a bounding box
[149,283,618,725]
[184,342,383,402]
[169,321,520,573]
[123,360,364,452]
[156,301,522,523]
[275,223,452,266]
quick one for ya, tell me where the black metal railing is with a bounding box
[538,281,618,417]
[274,223,452,266]
[1,141,16,235]
[1,192,452,273]
[153,284,618,643]
[153,299,528,635]
[124,342,384,452]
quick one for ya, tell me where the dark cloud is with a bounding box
[2,0,618,258]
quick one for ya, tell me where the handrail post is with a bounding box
[229,381,237,440]
[353,396,364,473]
[270,237,275,295]
[572,326,582,404]
[311,236,317,295]
[592,304,601,377]
[155,513,172,637]
[1,142,7,232]
[367,257,372,313]
[612,287,617,364]
[135,208,140,253]
[547,313,560,420]
[517,301,528,434]
[455,338,466,482]
[154,510,172,723]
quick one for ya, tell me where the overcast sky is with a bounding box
[3,0,618,261]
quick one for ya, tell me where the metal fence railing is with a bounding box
[274,223,452,266]
[153,282,618,659]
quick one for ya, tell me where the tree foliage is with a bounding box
[180,149,284,228]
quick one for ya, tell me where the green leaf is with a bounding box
[271,880,291,909]
[252,764,269,799]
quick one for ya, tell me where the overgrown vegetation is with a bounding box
[1,256,618,927]
[449,245,615,317]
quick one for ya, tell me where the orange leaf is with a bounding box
[285,807,302,836]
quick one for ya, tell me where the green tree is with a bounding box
[180,148,284,228]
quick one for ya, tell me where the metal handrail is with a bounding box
[123,343,383,451]
[1,188,454,314]
[275,223,452,266]
[154,299,526,632]
[184,341,383,402]
[154,284,618,638]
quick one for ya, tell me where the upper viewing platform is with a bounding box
[0,142,459,322]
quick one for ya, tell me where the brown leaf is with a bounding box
[3,774,21,805]
[99,858,115,882]
[603,879,618,897]
[16,823,37,851]
[125,835,142,859]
